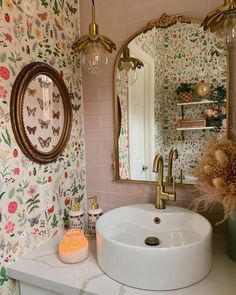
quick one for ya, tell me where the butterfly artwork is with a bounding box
[37,12,47,21]
[52,126,60,136]
[28,215,40,227]
[26,88,37,97]
[26,106,36,116]
[72,104,80,111]
[39,229,47,236]
[52,110,60,119]
[27,126,37,135]
[52,92,60,102]
[37,97,51,110]
[38,77,51,88]
[6,241,19,254]
[0,106,10,122]
[38,136,52,148]
[38,118,50,129]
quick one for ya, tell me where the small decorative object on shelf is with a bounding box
[204,105,226,129]
[211,85,226,103]
[196,81,211,98]
[176,118,206,129]
[175,83,194,103]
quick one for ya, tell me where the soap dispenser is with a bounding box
[87,196,103,237]
[69,197,84,231]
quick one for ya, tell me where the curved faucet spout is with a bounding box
[166,147,178,183]
[152,154,163,185]
[153,153,176,209]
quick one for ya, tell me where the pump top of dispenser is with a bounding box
[71,197,80,211]
[90,195,99,210]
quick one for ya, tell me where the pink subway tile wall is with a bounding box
[81,0,226,232]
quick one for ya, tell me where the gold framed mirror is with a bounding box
[10,62,72,164]
[113,13,228,185]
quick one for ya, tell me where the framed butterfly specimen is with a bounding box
[10,62,72,164]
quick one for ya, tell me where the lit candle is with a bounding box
[59,229,88,263]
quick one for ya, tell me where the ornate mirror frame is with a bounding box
[113,13,229,185]
[10,62,72,164]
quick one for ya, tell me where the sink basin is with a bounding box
[96,204,212,291]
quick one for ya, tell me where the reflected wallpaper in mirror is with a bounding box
[114,14,228,184]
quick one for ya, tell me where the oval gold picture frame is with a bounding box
[10,62,72,164]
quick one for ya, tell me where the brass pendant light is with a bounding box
[72,0,116,74]
[118,47,144,72]
[117,47,144,86]
[202,0,236,43]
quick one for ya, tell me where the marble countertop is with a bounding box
[7,233,236,295]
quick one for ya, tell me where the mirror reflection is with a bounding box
[114,14,228,184]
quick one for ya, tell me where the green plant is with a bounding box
[0,266,8,286]
[175,83,194,95]
[212,85,226,102]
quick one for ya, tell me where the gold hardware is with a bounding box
[118,47,144,72]
[89,196,99,210]
[153,154,176,209]
[71,197,80,211]
[112,149,117,181]
[72,3,116,54]
[154,217,161,224]
[143,13,191,33]
[166,148,178,184]
[202,0,236,35]
[113,13,229,185]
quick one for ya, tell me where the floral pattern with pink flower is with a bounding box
[8,201,18,213]
[0,85,8,98]
[27,184,37,196]
[12,167,20,175]
[3,33,12,43]
[5,221,15,234]
[0,66,10,80]
[0,1,84,293]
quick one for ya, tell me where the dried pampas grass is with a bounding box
[193,139,236,224]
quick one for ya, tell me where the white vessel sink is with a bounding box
[96,204,212,291]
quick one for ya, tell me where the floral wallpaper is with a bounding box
[0,1,85,294]
[117,82,129,179]
[118,21,227,181]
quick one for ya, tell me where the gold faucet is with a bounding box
[153,154,176,209]
[166,147,178,183]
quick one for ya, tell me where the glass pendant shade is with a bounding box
[117,66,138,87]
[117,47,143,86]
[81,43,109,74]
[202,0,236,44]
[72,1,116,75]
[214,11,236,43]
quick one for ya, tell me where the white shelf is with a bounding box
[176,126,215,131]
[177,99,226,106]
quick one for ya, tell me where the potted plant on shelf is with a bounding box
[193,139,236,261]
[175,83,194,103]
[211,85,226,103]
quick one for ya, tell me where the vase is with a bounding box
[227,210,236,261]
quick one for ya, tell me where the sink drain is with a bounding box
[145,236,160,246]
